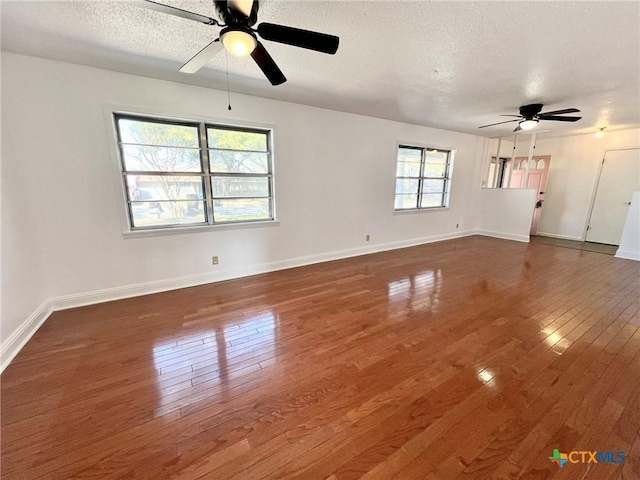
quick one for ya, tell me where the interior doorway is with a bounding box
[508,155,551,235]
[484,133,551,237]
[586,148,640,245]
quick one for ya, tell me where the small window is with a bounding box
[394,145,452,210]
[114,114,274,231]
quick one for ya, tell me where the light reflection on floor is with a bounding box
[387,269,443,315]
[540,329,572,355]
[476,368,495,384]
[152,311,275,406]
[542,330,562,348]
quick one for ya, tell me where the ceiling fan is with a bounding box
[479,103,582,132]
[135,0,340,86]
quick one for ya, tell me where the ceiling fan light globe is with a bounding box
[221,30,257,57]
[519,119,538,130]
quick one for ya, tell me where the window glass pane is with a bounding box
[396,161,421,177]
[125,175,204,201]
[121,145,201,172]
[395,179,419,195]
[130,200,206,228]
[420,194,444,208]
[422,179,446,194]
[425,150,448,164]
[398,147,422,162]
[209,151,269,174]
[213,198,271,222]
[212,176,269,198]
[395,194,418,210]
[118,119,199,148]
[423,163,447,177]
[207,128,268,151]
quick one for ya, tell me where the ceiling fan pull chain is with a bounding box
[225,50,232,111]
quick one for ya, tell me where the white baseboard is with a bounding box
[2,230,482,373]
[1,301,52,372]
[535,232,584,241]
[615,250,640,261]
[476,229,530,243]
[51,230,476,311]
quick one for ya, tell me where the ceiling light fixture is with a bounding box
[595,127,606,138]
[220,28,257,58]
[519,119,539,130]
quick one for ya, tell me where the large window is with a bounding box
[114,114,274,230]
[394,145,452,210]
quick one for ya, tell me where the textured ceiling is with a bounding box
[2,0,639,138]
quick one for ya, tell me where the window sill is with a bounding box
[122,220,280,239]
[393,207,450,215]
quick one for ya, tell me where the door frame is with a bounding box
[582,146,640,242]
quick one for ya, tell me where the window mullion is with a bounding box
[443,152,451,207]
[267,134,274,219]
[123,171,203,177]
[199,123,215,225]
[209,173,272,178]
[417,148,427,209]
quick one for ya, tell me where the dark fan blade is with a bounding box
[179,39,223,74]
[478,119,520,128]
[257,23,339,54]
[134,0,218,25]
[538,108,580,116]
[513,125,522,132]
[538,115,582,122]
[251,42,286,85]
[500,115,522,117]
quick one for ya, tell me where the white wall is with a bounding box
[1,80,50,367]
[487,137,515,159]
[477,188,537,242]
[1,52,489,367]
[533,128,640,240]
[616,191,640,261]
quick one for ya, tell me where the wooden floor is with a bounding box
[2,236,639,479]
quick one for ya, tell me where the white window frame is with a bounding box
[393,143,454,212]
[106,109,278,236]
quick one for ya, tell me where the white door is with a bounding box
[586,148,640,245]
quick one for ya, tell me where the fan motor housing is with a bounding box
[519,103,544,118]
[214,0,259,26]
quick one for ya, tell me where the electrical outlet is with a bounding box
[366,234,370,242]
[212,256,219,265]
